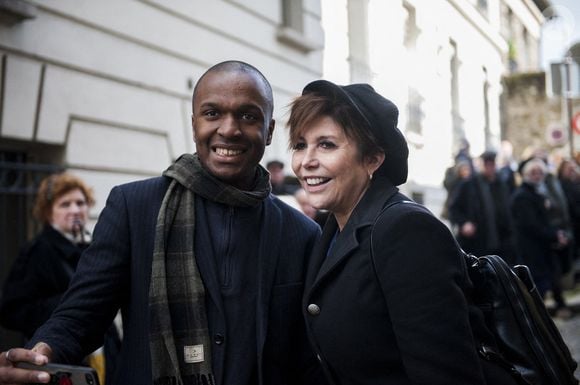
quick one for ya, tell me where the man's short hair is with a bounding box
[266,160,284,170]
[192,60,274,119]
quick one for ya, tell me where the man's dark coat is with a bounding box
[30,176,322,385]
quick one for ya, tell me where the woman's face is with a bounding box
[50,188,89,235]
[291,116,382,227]
[525,166,545,185]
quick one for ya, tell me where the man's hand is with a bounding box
[0,343,53,384]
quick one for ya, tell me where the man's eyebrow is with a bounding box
[237,103,265,113]
[198,101,218,109]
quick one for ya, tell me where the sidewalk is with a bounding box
[552,290,580,379]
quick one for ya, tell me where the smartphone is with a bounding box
[16,362,99,385]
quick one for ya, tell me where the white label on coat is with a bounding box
[184,345,204,363]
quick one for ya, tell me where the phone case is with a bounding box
[16,362,99,385]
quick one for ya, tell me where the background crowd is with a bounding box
[441,140,580,319]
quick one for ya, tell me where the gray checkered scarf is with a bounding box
[149,153,271,385]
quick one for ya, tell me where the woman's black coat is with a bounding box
[303,177,519,385]
[510,182,559,276]
[0,225,86,338]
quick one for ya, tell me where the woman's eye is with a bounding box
[292,142,306,151]
[319,140,336,149]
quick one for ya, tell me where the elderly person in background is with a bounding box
[511,157,573,319]
[0,172,94,338]
[287,80,520,385]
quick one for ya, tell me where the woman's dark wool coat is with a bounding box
[303,177,519,385]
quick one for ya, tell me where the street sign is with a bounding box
[573,112,580,135]
[546,122,568,146]
[551,60,580,96]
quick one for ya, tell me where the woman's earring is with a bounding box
[369,172,373,180]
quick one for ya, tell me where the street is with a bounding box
[554,294,580,380]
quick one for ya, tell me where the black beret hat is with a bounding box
[302,80,409,186]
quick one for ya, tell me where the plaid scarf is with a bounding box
[149,153,271,385]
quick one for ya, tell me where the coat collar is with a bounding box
[306,177,398,291]
[41,225,86,261]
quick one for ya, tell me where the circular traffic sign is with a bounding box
[573,112,580,135]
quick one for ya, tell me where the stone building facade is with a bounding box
[502,71,580,161]
[321,0,548,213]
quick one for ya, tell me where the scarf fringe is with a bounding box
[154,374,216,385]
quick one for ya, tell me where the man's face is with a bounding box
[483,159,496,180]
[192,70,274,190]
[268,165,285,185]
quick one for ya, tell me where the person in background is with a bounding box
[449,150,516,264]
[454,137,474,172]
[511,157,573,319]
[0,173,120,384]
[0,172,94,338]
[288,79,520,385]
[0,61,324,385]
[558,159,580,266]
[497,140,517,195]
[266,159,298,195]
[528,149,576,296]
[441,159,472,220]
[294,188,328,228]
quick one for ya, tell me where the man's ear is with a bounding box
[191,113,196,142]
[266,119,275,145]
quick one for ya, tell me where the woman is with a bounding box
[558,159,580,264]
[287,80,520,385]
[0,172,94,338]
[511,157,572,318]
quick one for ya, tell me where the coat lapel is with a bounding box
[307,177,399,293]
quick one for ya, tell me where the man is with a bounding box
[449,150,516,264]
[0,61,323,385]
[266,160,297,195]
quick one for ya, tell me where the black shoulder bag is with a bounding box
[370,200,578,385]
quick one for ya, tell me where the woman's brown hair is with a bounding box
[33,173,95,224]
[287,92,383,161]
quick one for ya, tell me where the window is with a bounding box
[450,39,464,143]
[477,0,488,18]
[406,87,424,136]
[281,0,303,32]
[403,2,419,49]
[277,0,318,52]
[482,67,491,149]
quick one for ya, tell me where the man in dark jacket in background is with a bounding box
[0,61,324,385]
[449,150,516,264]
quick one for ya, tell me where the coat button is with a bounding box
[214,333,225,345]
[307,303,321,315]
